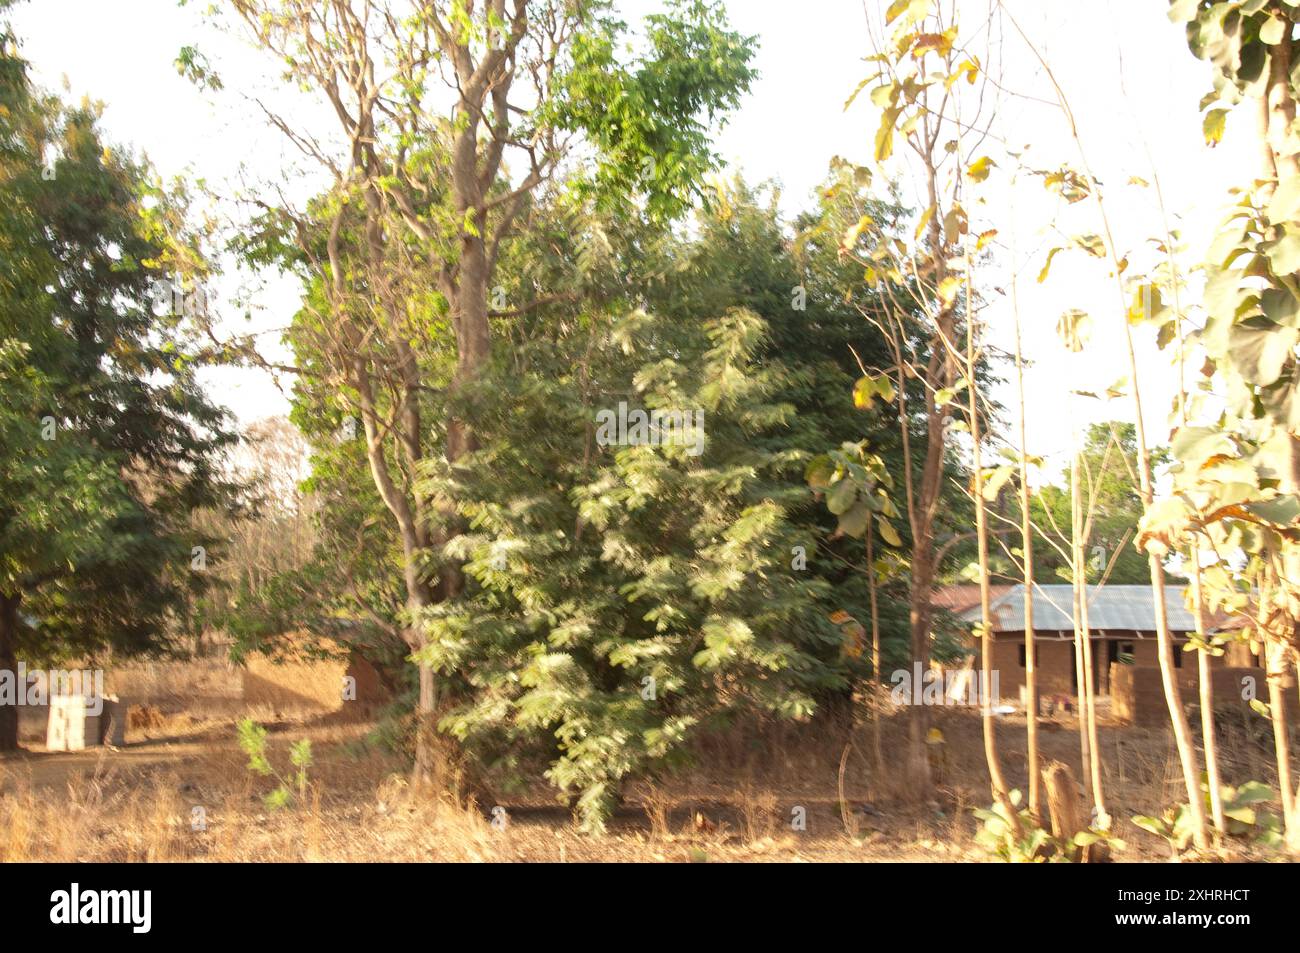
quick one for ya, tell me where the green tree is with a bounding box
[0,13,239,749]
[219,0,757,783]
[1023,422,1163,586]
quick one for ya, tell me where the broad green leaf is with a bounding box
[806,454,836,490]
[827,478,857,515]
[1227,318,1299,387]
[1073,234,1106,258]
[838,500,871,538]
[1261,287,1300,327]
[886,0,931,29]
[1171,426,1236,472]
[1265,229,1300,273]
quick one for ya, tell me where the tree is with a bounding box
[217,0,756,784]
[1156,0,1300,852]
[1023,423,1163,587]
[0,14,239,749]
[419,294,843,830]
[836,0,999,799]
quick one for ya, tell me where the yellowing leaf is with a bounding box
[914,203,937,241]
[869,82,897,108]
[938,274,963,308]
[1037,247,1062,284]
[1073,234,1106,258]
[967,156,996,183]
[875,106,900,162]
[945,58,979,90]
[885,0,931,29]
[1056,308,1092,352]
[1203,109,1228,148]
[841,214,873,253]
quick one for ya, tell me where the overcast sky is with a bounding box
[7,0,1257,479]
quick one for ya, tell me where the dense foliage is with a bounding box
[0,15,240,747]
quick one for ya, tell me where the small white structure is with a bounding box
[45,694,126,751]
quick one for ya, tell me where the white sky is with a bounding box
[7,0,1259,479]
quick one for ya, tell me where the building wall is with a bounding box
[1112,664,1295,725]
[988,631,1231,701]
[991,635,1074,699]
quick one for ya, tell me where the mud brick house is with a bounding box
[937,584,1241,700]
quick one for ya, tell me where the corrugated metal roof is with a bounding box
[958,584,1197,633]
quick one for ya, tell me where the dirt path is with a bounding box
[0,715,361,793]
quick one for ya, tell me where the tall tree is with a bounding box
[0,12,239,749]
[1157,0,1300,852]
[218,0,756,783]
[838,0,996,797]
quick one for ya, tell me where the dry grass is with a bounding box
[3,675,1297,861]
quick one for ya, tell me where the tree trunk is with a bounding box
[1265,639,1297,850]
[413,658,440,789]
[1070,455,1095,809]
[1045,760,1082,860]
[0,594,19,752]
[1191,568,1226,835]
[969,313,1020,835]
[1077,572,1108,828]
[905,558,933,796]
[867,532,884,776]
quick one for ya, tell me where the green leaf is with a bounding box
[806,454,836,491]
[1232,780,1275,805]
[1265,229,1300,273]
[1261,288,1300,328]
[1245,495,1300,526]
[1227,319,1299,387]
[1072,234,1106,258]
[1171,426,1236,473]
[838,500,871,538]
[289,739,313,769]
[827,478,857,515]
[1132,815,1168,837]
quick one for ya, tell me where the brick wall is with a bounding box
[1111,664,1296,725]
[989,632,1233,702]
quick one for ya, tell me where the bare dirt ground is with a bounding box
[0,675,1292,862]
